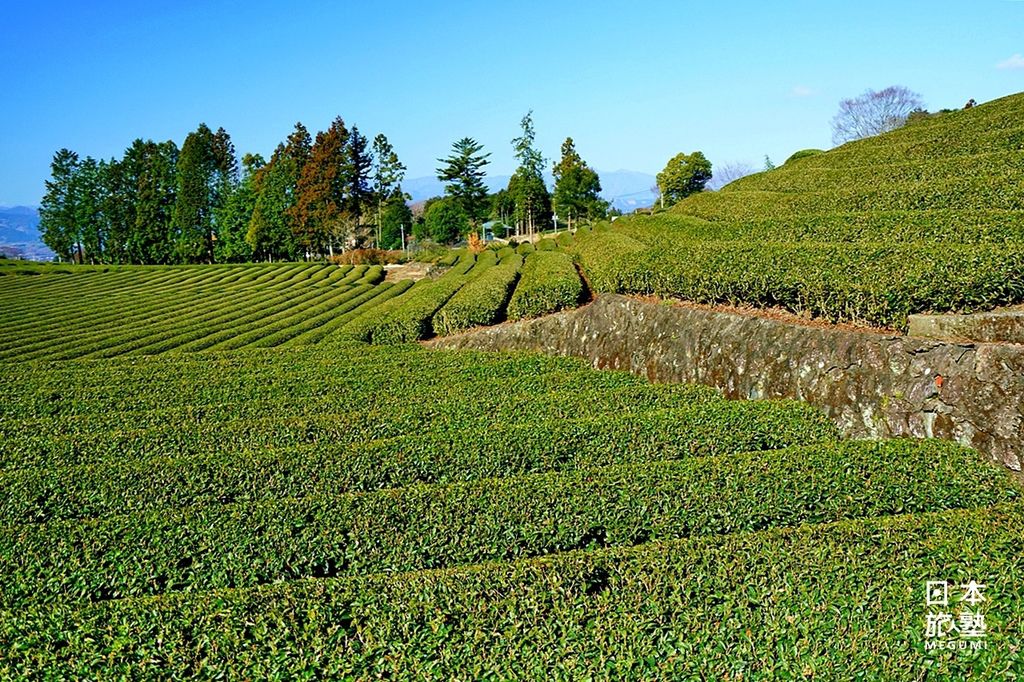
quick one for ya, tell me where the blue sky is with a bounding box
[2,0,1023,206]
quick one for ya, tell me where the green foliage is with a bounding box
[340,254,479,343]
[424,196,470,244]
[379,196,412,250]
[552,138,607,227]
[572,227,1024,329]
[213,153,262,262]
[0,263,408,361]
[1,439,1011,610]
[578,95,1024,327]
[506,251,584,319]
[171,123,236,263]
[38,148,81,261]
[656,151,712,205]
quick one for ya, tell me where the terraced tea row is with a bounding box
[1,439,1013,611]
[3,333,1021,677]
[3,501,1020,679]
[571,228,1024,329]
[564,94,1024,328]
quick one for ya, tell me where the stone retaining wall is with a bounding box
[429,295,1024,471]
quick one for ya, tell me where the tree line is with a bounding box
[39,111,611,264]
[420,111,608,244]
[39,119,409,264]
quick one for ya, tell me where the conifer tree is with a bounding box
[39,148,81,261]
[437,137,490,226]
[552,137,606,229]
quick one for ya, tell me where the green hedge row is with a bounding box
[0,400,837,524]
[2,439,1013,609]
[572,230,1024,329]
[432,253,522,335]
[506,251,585,320]
[0,344,662,419]
[1,353,718,448]
[285,280,414,346]
[3,502,1021,678]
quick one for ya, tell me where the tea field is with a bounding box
[1,314,1023,676]
[4,93,1024,678]
[570,93,1024,330]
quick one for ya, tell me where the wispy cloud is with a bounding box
[996,53,1024,69]
[791,85,814,97]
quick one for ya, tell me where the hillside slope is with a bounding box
[570,93,1024,329]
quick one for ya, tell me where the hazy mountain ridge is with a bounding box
[0,206,53,260]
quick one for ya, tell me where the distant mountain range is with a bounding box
[0,206,53,261]
[404,169,658,213]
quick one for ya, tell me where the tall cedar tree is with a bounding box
[248,123,310,261]
[508,111,551,236]
[292,117,350,257]
[39,148,81,261]
[171,123,236,263]
[73,157,105,263]
[552,137,606,229]
[371,133,406,246]
[133,140,179,264]
[214,153,263,262]
[437,138,490,226]
[344,125,373,246]
[98,148,136,264]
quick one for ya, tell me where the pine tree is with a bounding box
[436,137,490,226]
[39,149,81,261]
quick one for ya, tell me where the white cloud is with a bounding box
[996,53,1024,69]
[791,85,814,97]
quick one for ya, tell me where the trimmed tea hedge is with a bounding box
[2,503,1021,678]
[506,251,585,320]
[1,439,1013,609]
[432,253,523,335]
[0,400,837,523]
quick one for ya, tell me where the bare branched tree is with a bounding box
[830,86,924,145]
[707,161,756,191]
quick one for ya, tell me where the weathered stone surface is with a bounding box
[429,295,1024,471]
[908,308,1024,344]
